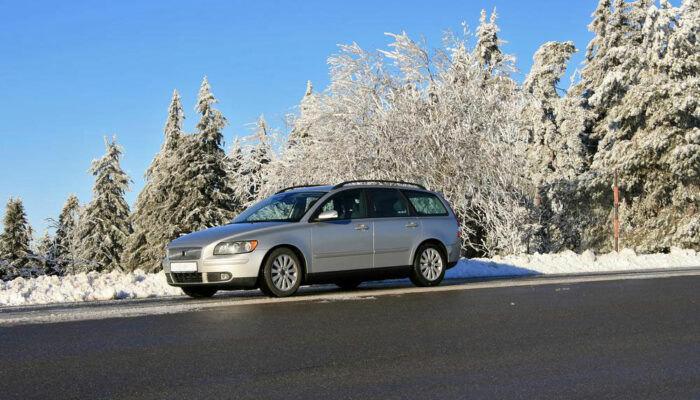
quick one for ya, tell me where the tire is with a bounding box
[182,287,218,298]
[410,243,446,287]
[335,280,362,290]
[259,247,303,297]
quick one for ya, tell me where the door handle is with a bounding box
[406,222,418,228]
[355,224,369,231]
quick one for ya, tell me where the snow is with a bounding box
[446,247,700,279]
[1,248,698,307]
[0,270,181,307]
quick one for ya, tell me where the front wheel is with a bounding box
[410,244,446,287]
[182,287,218,298]
[260,248,302,297]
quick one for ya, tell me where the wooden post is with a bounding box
[613,171,619,252]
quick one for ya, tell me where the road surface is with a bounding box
[1,273,699,399]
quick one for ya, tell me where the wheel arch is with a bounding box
[411,238,448,265]
[259,244,309,284]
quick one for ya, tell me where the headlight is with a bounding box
[213,240,258,255]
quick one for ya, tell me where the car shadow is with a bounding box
[201,260,541,300]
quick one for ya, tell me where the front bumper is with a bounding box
[163,249,267,289]
[165,273,258,289]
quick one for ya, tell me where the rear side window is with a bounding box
[368,189,409,218]
[318,189,367,220]
[403,190,448,216]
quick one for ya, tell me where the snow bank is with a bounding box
[446,247,700,279]
[0,270,181,307]
[1,248,698,307]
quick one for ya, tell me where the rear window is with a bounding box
[403,190,448,216]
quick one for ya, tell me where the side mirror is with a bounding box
[317,210,338,221]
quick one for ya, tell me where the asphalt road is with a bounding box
[1,275,699,399]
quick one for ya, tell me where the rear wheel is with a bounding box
[260,248,302,297]
[182,287,217,298]
[335,280,362,290]
[410,243,446,287]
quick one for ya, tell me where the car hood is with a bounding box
[167,222,288,248]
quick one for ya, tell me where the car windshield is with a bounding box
[232,191,326,223]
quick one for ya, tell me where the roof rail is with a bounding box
[275,184,327,194]
[332,180,426,190]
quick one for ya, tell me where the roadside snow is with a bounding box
[0,270,181,307]
[1,248,698,307]
[446,247,700,279]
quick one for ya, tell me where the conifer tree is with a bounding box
[51,194,81,274]
[167,77,235,235]
[0,197,35,279]
[80,136,132,271]
[575,0,647,142]
[585,0,612,66]
[238,115,273,204]
[522,41,585,184]
[36,230,57,275]
[226,137,246,215]
[125,90,185,271]
[473,8,514,76]
[583,0,700,251]
[288,80,315,145]
[521,41,592,251]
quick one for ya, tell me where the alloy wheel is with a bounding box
[271,254,299,291]
[419,248,443,281]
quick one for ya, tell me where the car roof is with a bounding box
[281,185,334,193]
[283,184,432,194]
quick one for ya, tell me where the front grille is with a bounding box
[171,273,203,283]
[168,247,202,261]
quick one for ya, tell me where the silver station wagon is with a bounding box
[164,180,460,298]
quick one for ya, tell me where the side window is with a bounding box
[403,190,448,216]
[369,189,409,218]
[317,189,367,220]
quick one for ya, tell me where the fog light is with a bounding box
[207,272,232,282]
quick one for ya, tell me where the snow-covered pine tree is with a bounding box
[240,115,273,204]
[582,0,700,251]
[522,41,584,182]
[473,8,515,77]
[51,194,82,275]
[287,80,316,146]
[261,81,325,199]
[0,197,35,280]
[125,90,186,271]
[79,136,133,271]
[522,41,589,251]
[585,0,612,67]
[226,137,247,215]
[166,77,235,235]
[36,230,57,275]
[575,0,647,142]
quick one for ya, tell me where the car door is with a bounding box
[310,189,373,273]
[368,188,421,268]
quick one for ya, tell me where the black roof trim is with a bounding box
[332,180,426,190]
[275,184,328,194]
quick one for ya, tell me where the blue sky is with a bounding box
[0,0,594,234]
